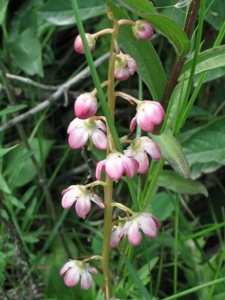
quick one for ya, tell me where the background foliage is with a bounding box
[0,0,225,299]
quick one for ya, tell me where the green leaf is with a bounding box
[107,0,167,101]
[0,0,9,25]
[113,0,155,13]
[179,45,225,81]
[0,145,18,159]
[156,170,208,197]
[0,173,11,194]
[182,116,225,165]
[0,104,27,116]
[151,130,190,178]
[110,0,190,56]
[38,0,106,25]
[205,0,225,31]
[5,138,54,187]
[8,195,25,209]
[0,251,6,285]
[123,255,153,300]
[149,192,175,222]
[6,28,43,76]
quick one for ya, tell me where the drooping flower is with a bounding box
[74,93,98,119]
[67,117,107,150]
[60,260,98,290]
[96,151,138,181]
[132,20,154,40]
[61,185,105,218]
[74,34,96,54]
[114,52,137,81]
[110,213,160,247]
[124,136,161,174]
[130,100,165,132]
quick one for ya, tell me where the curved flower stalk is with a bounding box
[67,117,107,150]
[61,184,105,218]
[124,136,161,174]
[60,260,98,289]
[96,151,139,181]
[130,100,165,132]
[110,213,160,247]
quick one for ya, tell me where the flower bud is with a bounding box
[74,93,98,119]
[130,100,165,132]
[132,20,154,40]
[114,52,137,81]
[74,33,96,54]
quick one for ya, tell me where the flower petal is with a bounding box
[75,195,91,218]
[62,189,79,209]
[60,261,76,276]
[80,270,93,290]
[91,128,107,150]
[68,127,88,149]
[105,154,124,180]
[90,193,105,209]
[129,116,137,132]
[95,160,106,180]
[134,151,149,174]
[127,222,142,246]
[139,214,159,238]
[110,229,121,248]
[63,267,80,287]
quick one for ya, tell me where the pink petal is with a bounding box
[134,151,149,174]
[139,214,159,238]
[91,128,107,150]
[127,222,142,246]
[91,193,105,209]
[144,141,161,160]
[95,160,106,180]
[75,195,91,218]
[121,155,137,178]
[114,67,130,81]
[110,229,121,248]
[80,270,92,290]
[60,261,76,276]
[61,189,79,209]
[67,118,81,134]
[145,102,165,125]
[105,154,124,180]
[74,93,97,119]
[137,110,154,132]
[95,120,107,132]
[68,127,88,149]
[63,267,80,287]
[129,116,137,132]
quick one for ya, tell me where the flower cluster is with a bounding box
[60,14,163,294]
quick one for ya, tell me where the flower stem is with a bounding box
[101,7,120,299]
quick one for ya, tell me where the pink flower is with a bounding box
[60,260,98,290]
[61,185,105,218]
[74,93,98,119]
[110,213,160,247]
[124,136,161,174]
[96,151,139,181]
[130,101,165,132]
[114,52,137,81]
[67,117,107,150]
[74,34,96,54]
[132,20,154,40]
